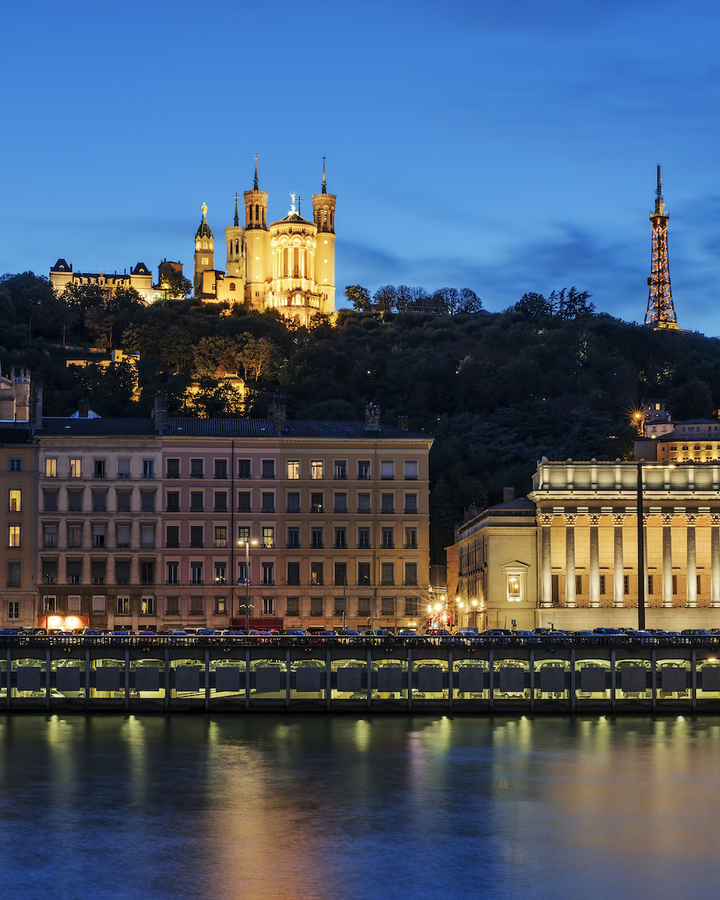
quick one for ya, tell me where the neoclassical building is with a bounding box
[450,458,720,632]
[193,159,336,324]
[49,259,153,302]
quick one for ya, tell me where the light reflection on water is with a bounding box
[0,716,718,899]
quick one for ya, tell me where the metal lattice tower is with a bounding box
[644,165,678,330]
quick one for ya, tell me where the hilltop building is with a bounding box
[193,159,336,324]
[50,260,153,302]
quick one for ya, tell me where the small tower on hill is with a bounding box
[645,165,678,330]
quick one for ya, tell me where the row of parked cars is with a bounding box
[2,626,720,646]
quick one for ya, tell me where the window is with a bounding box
[358,597,371,617]
[115,560,131,585]
[67,489,83,512]
[259,596,275,616]
[381,494,394,514]
[214,459,228,479]
[381,597,395,617]
[8,601,19,620]
[624,575,630,595]
[311,460,324,480]
[380,460,394,480]
[67,524,82,548]
[672,574,678,595]
[214,563,227,585]
[381,562,394,586]
[92,490,107,512]
[404,460,418,480]
[333,492,348,513]
[404,493,418,514]
[261,459,275,479]
[334,562,348,587]
[287,460,300,480]
[404,563,418,586]
[310,492,324,513]
[215,596,227,615]
[140,562,155,586]
[92,524,106,548]
[142,459,155,479]
[116,489,132,512]
[286,491,300,513]
[310,562,324,586]
[311,527,324,549]
[237,526,251,545]
[648,574,654,595]
[286,597,300,616]
[66,560,82,585]
[93,459,106,478]
[117,596,130,615]
[698,574,702,595]
[405,527,418,549]
[357,527,371,549]
[166,596,180,616]
[166,562,179,585]
[214,526,227,548]
[262,562,275,585]
[552,574,560,603]
[190,491,204,512]
[43,524,58,548]
[141,597,156,616]
[261,492,275,513]
[9,458,22,472]
[310,597,324,617]
[405,596,418,616]
[214,491,228,512]
[117,458,131,478]
[599,575,606,595]
[45,458,57,477]
[6,562,21,588]
[8,525,21,547]
[381,527,394,549]
[166,458,180,478]
[357,493,371,513]
[334,527,347,549]
[357,460,370,480]
[237,492,251,512]
[190,459,204,478]
[166,525,180,548]
[166,491,180,512]
[358,562,371,586]
[262,526,275,549]
[191,562,204,585]
[334,460,347,480]
[287,562,301,586]
[42,560,58,584]
[190,525,204,548]
[8,489,21,512]
[43,489,59,512]
[91,560,107,585]
[237,459,251,479]
[140,491,156,513]
[140,525,155,549]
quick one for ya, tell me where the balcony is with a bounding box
[116,542,131,549]
[68,576,81,585]
[117,472,131,479]
[404,506,418,515]
[116,578,130,586]
[43,538,58,548]
[214,540,228,549]
[92,578,106,585]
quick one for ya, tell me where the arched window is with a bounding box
[229,283,236,291]
[255,204,259,222]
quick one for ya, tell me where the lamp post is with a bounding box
[239,539,258,633]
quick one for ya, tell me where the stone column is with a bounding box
[686,513,698,608]
[564,513,577,608]
[613,513,625,607]
[588,512,601,607]
[662,512,674,608]
[711,513,720,608]
[539,513,553,608]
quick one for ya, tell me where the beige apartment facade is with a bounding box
[0,428,37,627]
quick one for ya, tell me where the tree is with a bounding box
[62,282,109,311]
[238,336,279,381]
[514,292,553,318]
[164,270,192,300]
[373,285,397,312]
[457,288,483,314]
[666,378,714,420]
[344,285,371,312]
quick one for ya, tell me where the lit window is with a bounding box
[8,489,21,512]
[69,459,82,478]
[8,525,21,548]
[507,575,521,601]
[45,458,57,477]
[311,460,324,480]
[287,460,300,480]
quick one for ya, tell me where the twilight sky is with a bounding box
[1,0,719,332]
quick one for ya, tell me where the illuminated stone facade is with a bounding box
[193,161,336,324]
[50,259,153,302]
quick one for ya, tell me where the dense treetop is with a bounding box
[2,271,719,562]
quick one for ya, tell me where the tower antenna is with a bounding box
[644,165,678,330]
[253,154,259,190]
[322,156,327,194]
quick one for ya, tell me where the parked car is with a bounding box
[513,630,541,644]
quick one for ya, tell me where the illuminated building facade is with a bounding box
[50,259,154,302]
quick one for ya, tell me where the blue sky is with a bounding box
[1,0,719,332]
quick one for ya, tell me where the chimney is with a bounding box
[153,392,168,433]
[503,487,515,504]
[365,402,381,432]
[78,399,89,418]
[397,415,409,431]
[268,394,287,432]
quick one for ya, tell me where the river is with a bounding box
[0,714,717,899]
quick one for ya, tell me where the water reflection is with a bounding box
[0,716,718,899]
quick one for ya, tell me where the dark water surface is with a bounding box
[0,715,718,900]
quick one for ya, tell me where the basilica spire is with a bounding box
[321,156,327,194]
[254,153,259,190]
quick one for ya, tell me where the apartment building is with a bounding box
[0,427,37,627]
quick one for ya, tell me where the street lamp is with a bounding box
[239,539,258,633]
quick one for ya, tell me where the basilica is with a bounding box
[193,159,336,324]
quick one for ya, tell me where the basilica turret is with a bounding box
[193,203,215,296]
[243,156,271,304]
[225,195,245,280]
[311,158,336,313]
